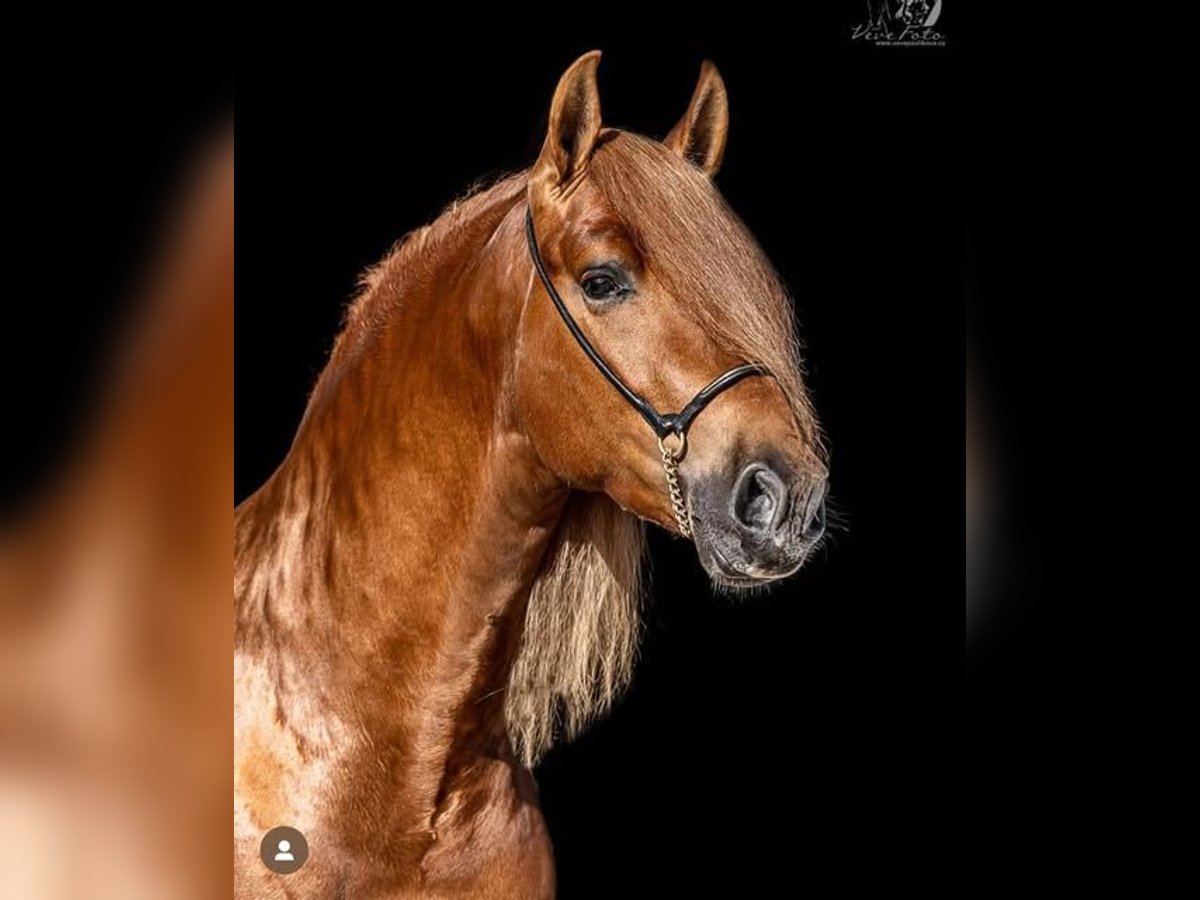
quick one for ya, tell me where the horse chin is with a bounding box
[690,519,811,592]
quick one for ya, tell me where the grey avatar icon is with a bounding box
[260,826,309,875]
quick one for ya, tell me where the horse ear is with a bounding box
[533,51,603,190]
[665,60,729,176]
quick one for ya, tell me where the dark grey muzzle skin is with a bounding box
[689,451,828,586]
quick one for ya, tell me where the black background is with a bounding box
[236,24,960,895]
[1,39,232,519]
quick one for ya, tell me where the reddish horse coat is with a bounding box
[235,52,825,898]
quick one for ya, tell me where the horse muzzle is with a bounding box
[688,458,828,586]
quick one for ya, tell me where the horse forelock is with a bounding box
[588,131,819,446]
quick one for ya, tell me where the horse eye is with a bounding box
[581,270,626,302]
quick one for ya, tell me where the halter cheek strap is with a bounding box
[525,209,769,538]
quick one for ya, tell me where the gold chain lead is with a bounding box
[657,434,692,538]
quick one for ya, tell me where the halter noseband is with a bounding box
[525,209,768,538]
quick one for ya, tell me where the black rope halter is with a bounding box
[525,209,771,536]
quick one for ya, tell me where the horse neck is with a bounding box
[236,182,565,765]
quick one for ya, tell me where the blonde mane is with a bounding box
[506,493,646,765]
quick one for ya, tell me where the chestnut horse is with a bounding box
[235,52,828,898]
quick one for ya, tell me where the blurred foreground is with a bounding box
[0,131,232,898]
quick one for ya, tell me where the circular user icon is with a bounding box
[261,825,309,875]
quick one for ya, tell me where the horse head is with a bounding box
[519,52,828,588]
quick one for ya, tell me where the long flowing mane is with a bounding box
[297,130,814,766]
[506,493,645,765]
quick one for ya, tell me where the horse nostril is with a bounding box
[803,498,827,543]
[732,464,788,533]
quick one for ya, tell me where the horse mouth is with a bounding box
[693,521,809,588]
